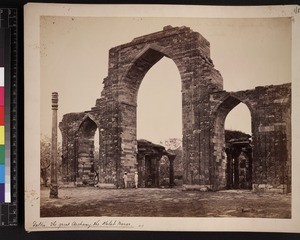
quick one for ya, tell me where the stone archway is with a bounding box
[76,116,98,185]
[210,94,254,189]
[59,26,291,192]
[94,26,223,186]
[209,85,291,192]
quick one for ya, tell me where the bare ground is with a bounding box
[40,187,291,218]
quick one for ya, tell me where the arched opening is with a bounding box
[137,57,182,143]
[76,116,99,185]
[225,104,251,134]
[224,103,252,189]
[212,96,253,190]
[136,54,182,187]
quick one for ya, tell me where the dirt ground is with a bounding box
[40,187,291,218]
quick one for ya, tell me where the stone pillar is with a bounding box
[138,155,146,188]
[233,149,241,189]
[50,92,58,198]
[169,155,176,187]
[245,148,253,189]
[155,156,160,187]
[74,132,78,182]
[225,148,233,189]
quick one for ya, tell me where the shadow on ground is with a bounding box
[40,188,291,218]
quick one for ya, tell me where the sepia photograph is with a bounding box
[25,3,300,232]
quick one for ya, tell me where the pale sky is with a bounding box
[40,17,291,144]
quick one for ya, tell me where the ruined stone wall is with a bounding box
[59,26,291,192]
[59,107,121,186]
[94,26,223,186]
[209,83,291,192]
[92,100,121,186]
[251,84,291,193]
[59,112,86,183]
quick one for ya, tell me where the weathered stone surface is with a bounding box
[209,84,291,192]
[59,26,291,193]
[137,139,175,188]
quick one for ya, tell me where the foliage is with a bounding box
[40,135,62,187]
[158,132,251,179]
[160,138,183,177]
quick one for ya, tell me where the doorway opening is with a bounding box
[136,56,182,187]
[76,117,99,185]
[225,103,252,189]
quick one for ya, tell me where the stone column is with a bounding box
[50,92,58,198]
[233,149,241,189]
[169,155,176,187]
[155,156,160,187]
[225,147,233,189]
[245,148,253,189]
[138,154,146,188]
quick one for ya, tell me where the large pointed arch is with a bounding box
[59,26,291,191]
[118,45,185,106]
[97,26,223,187]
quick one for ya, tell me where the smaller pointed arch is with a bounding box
[212,92,254,122]
[211,91,254,190]
[77,115,98,139]
[77,114,98,131]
